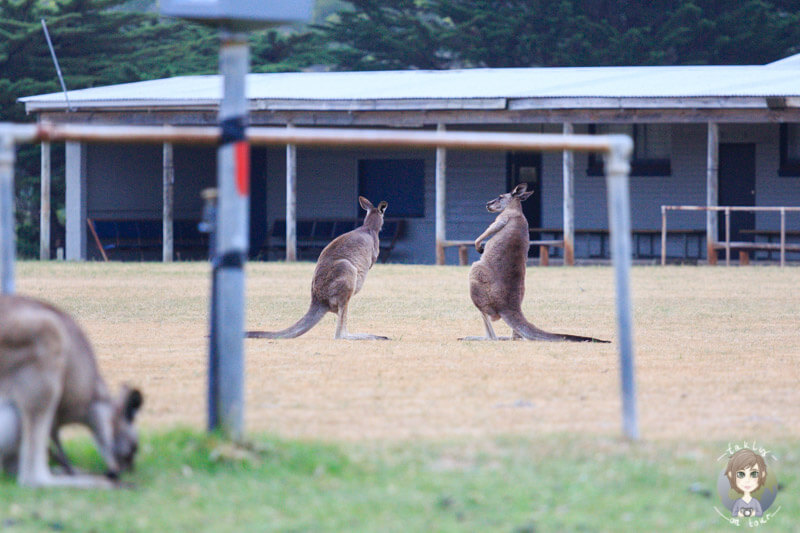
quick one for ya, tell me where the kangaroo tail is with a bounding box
[500,310,609,343]
[245,300,328,339]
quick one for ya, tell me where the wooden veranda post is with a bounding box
[163,142,174,262]
[563,123,575,266]
[40,142,51,260]
[435,123,447,265]
[286,124,297,262]
[706,123,719,265]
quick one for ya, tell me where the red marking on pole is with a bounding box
[234,141,250,196]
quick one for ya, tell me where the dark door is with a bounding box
[249,147,268,257]
[506,152,542,256]
[718,143,756,242]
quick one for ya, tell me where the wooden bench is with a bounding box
[533,228,706,261]
[713,240,800,265]
[264,218,405,263]
[632,229,705,260]
[531,228,610,259]
[737,230,800,263]
[444,239,564,266]
[88,218,208,260]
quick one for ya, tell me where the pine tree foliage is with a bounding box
[3,0,800,256]
[318,0,800,70]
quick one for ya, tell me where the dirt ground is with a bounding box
[15,261,800,443]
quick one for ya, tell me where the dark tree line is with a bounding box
[318,0,800,70]
[2,0,799,256]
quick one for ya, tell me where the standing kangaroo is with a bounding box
[0,294,143,488]
[463,183,608,343]
[246,196,389,340]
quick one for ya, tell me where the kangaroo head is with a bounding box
[110,385,143,474]
[486,183,534,213]
[359,196,388,230]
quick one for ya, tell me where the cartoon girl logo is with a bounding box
[725,449,767,517]
[716,446,779,524]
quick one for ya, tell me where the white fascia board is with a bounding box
[251,98,507,111]
[508,96,773,110]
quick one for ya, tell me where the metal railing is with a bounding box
[661,205,800,266]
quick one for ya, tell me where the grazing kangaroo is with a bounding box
[0,294,143,488]
[246,196,389,340]
[463,183,608,343]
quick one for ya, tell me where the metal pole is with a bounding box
[208,30,249,440]
[163,142,174,262]
[30,123,625,153]
[286,124,297,262]
[604,135,638,440]
[41,19,72,113]
[660,205,667,266]
[40,141,51,260]
[563,123,575,266]
[0,133,15,294]
[435,123,447,265]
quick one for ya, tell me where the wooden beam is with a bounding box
[435,123,447,265]
[163,142,174,262]
[38,107,800,129]
[40,141,50,260]
[562,123,575,266]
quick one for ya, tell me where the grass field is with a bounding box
[2,261,799,531]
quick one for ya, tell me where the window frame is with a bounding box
[357,158,426,218]
[587,124,672,177]
[779,123,800,177]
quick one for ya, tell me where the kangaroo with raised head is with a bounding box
[0,294,143,488]
[247,196,390,340]
[463,183,608,343]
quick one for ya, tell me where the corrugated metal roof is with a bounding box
[18,58,800,112]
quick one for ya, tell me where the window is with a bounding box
[588,124,672,176]
[358,159,425,217]
[779,124,800,177]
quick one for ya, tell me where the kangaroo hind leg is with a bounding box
[330,263,388,340]
[334,300,388,340]
[459,312,513,341]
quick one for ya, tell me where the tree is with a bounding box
[0,0,221,256]
[316,0,800,70]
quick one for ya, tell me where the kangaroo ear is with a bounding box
[511,183,528,196]
[358,196,374,212]
[121,387,143,423]
[377,201,388,214]
[518,191,534,202]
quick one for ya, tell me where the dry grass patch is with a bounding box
[15,261,800,442]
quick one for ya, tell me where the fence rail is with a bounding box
[660,205,800,266]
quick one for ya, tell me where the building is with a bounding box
[19,55,800,264]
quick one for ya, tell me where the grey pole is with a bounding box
[163,142,174,263]
[0,133,15,294]
[604,136,638,440]
[40,142,51,260]
[208,30,250,440]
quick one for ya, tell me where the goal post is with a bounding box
[0,122,638,440]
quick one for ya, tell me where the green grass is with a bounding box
[1,431,796,532]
